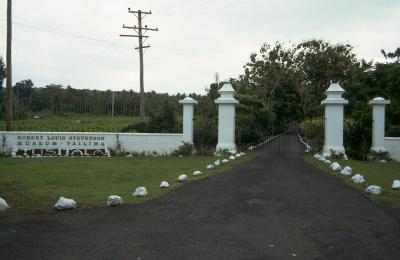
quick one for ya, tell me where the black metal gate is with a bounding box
[253,118,325,159]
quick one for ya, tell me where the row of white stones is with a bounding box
[0,152,247,212]
[314,154,400,195]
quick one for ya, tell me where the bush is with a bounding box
[172,142,196,156]
[120,122,146,133]
[146,100,179,133]
[367,150,392,162]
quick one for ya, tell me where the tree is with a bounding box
[13,79,34,119]
[0,57,5,90]
[239,40,367,121]
[146,99,178,133]
[381,48,400,61]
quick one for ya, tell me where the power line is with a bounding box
[0,18,122,45]
[120,8,158,122]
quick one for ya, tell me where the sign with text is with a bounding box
[14,134,106,149]
[0,131,184,156]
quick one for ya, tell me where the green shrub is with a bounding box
[367,150,392,162]
[172,142,196,156]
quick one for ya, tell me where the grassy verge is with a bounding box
[1,114,141,132]
[0,152,256,212]
[305,155,400,206]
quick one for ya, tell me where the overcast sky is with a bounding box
[0,0,399,94]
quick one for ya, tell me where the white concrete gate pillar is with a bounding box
[322,83,348,157]
[215,83,239,152]
[369,97,390,152]
[179,97,198,144]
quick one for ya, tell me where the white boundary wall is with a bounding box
[0,131,184,156]
[384,137,400,161]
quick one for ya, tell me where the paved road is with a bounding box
[1,135,399,260]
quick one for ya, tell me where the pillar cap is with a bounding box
[369,97,390,106]
[179,97,198,105]
[326,83,345,94]
[218,83,235,94]
[215,83,239,104]
[321,83,348,105]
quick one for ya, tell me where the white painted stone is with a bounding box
[206,164,215,169]
[330,162,342,171]
[321,83,348,157]
[54,197,76,210]
[324,159,332,164]
[379,160,387,163]
[106,195,123,206]
[365,185,382,195]
[133,187,148,197]
[235,154,241,158]
[179,97,198,144]
[160,181,170,188]
[126,154,133,157]
[340,166,353,176]
[240,152,246,156]
[392,180,400,189]
[314,154,322,160]
[193,171,203,176]
[222,159,229,163]
[351,174,365,184]
[369,97,390,152]
[214,160,221,166]
[0,197,10,212]
[215,83,239,153]
[178,175,188,182]
[229,155,236,160]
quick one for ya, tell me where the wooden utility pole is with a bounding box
[120,8,158,122]
[111,91,115,119]
[5,0,13,131]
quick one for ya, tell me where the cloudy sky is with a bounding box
[0,0,399,94]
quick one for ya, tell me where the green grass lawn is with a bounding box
[0,153,256,212]
[1,114,142,132]
[305,155,400,206]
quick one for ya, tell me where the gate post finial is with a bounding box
[179,97,198,144]
[321,83,348,157]
[215,83,239,153]
[369,97,390,152]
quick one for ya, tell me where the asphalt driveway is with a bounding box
[1,135,399,259]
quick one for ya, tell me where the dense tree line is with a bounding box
[0,42,399,157]
[0,81,183,119]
